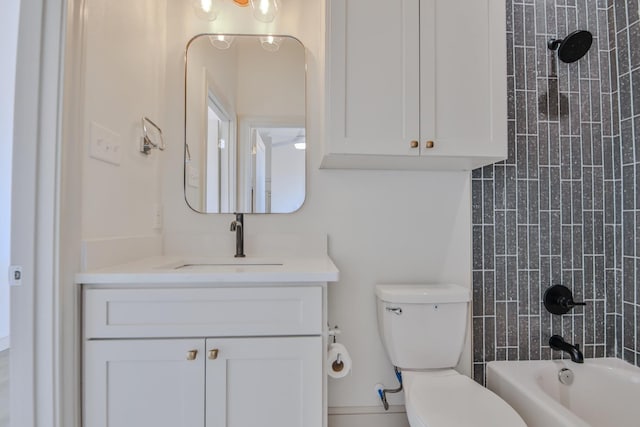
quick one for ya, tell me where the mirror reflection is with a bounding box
[185,34,306,213]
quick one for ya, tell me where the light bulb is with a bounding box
[259,36,283,52]
[192,0,219,21]
[209,35,235,49]
[250,0,279,23]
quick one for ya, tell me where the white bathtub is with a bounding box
[486,358,640,427]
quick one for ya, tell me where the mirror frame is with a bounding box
[183,33,308,215]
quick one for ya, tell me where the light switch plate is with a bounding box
[90,122,122,165]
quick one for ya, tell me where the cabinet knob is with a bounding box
[186,350,198,361]
[425,140,435,149]
[410,140,419,148]
[208,349,219,360]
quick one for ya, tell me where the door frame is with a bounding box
[11,0,79,426]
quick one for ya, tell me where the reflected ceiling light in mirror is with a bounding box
[193,0,278,23]
[209,34,235,49]
[260,36,283,52]
[192,0,219,21]
[251,0,279,23]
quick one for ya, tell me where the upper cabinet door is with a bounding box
[419,0,507,159]
[326,0,420,156]
[323,0,507,170]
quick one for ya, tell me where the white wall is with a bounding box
[81,0,166,240]
[162,1,471,423]
[0,0,21,349]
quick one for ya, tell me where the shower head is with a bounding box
[547,30,593,63]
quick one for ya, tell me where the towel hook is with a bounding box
[140,116,166,155]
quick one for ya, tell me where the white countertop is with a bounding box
[75,255,340,285]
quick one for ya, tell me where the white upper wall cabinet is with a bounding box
[323,0,507,170]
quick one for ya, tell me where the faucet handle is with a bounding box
[565,299,586,309]
[544,285,586,315]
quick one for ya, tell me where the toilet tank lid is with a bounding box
[375,284,470,304]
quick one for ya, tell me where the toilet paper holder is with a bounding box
[328,325,343,367]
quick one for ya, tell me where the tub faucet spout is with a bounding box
[549,335,584,363]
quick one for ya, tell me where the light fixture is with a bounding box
[294,142,306,150]
[209,34,235,49]
[260,35,283,52]
[192,0,279,23]
[192,0,219,21]
[250,0,279,23]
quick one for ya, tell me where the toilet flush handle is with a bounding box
[385,307,402,315]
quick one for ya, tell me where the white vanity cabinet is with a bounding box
[323,0,507,170]
[83,285,324,427]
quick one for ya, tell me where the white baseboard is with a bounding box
[329,405,406,415]
[0,336,8,352]
[328,406,409,427]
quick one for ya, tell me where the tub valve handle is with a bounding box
[544,285,586,315]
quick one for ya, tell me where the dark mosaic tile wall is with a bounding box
[471,0,640,383]
[614,0,640,364]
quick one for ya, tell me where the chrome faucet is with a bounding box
[549,335,584,363]
[230,213,245,258]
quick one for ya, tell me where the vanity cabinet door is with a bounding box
[84,339,205,427]
[205,336,322,427]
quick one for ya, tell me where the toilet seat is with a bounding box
[403,370,526,427]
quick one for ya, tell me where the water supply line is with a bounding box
[375,366,403,410]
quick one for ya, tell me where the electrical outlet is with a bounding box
[90,122,122,165]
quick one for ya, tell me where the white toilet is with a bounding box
[375,284,526,427]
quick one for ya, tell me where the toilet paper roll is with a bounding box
[327,342,352,379]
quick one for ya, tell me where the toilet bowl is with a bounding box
[375,284,526,427]
[402,370,526,426]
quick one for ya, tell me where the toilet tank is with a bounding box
[375,284,470,370]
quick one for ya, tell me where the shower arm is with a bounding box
[547,39,562,50]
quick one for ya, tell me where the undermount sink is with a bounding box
[154,258,286,271]
[174,262,283,270]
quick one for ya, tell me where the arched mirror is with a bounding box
[184,34,306,213]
